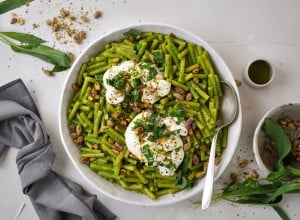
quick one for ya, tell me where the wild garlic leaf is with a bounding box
[263,118,292,166]
[265,182,300,203]
[0,32,45,46]
[0,0,34,15]
[10,44,70,72]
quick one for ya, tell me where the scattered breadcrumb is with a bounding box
[93,10,102,19]
[44,8,102,44]
[68,52,75,63]
[10,13,25,25]
[235,79,242,87]
[42,68,54,77]
[238,159,249,168]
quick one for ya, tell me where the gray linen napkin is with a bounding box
[0,79,116,220]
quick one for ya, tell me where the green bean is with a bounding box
[176,100,200,108]
[114,149,126,176]
[93,110,103,137]
[90,163,114,172]
[79,112,93,129]
[156,188,179,196]
[101,139,118,157]
[189,87,199,100]
[80,77,96,98]
[87,61,107,72]
[77,63,87,86]
[98,170,120,180]
[88,65,111,76]
[80,148,101,153]
[85,134,102,144]
[156,181,178,189]
[166,38,179,66]
[164,54,172,79]
[127,184,143,190]
[143,186,156,200]
[188,81,209,101]
[105,127,125,144]
[169,79,189,91]
[150,39,159,50]
[67,101,80,122]
[137,41,148,58]
[133,168,148,184]
[178,57,186,83]
[122,177,140,183]
[81,153,105,158]
[177,48,189,60]
[118,179,128,189]
[188,43,197,64]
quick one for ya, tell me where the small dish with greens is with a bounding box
[254,103,300,176]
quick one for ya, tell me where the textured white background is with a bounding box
[1,0,300,219]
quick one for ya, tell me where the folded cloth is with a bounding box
[0,79,116,220]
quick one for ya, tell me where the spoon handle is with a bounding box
[201,127,221,210]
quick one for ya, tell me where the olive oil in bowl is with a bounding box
[244,59,274,88]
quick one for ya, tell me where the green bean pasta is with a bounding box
[67,29,227,200]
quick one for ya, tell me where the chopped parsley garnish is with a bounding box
[107,70,142,103]
[152,51,164,67]
[146,67,158,81]
[167,105,187,124]
[131,77,141,88]
[133,113,180,142]
[142,144,154,166]
[107,72,127,90]
[124,29,141,40]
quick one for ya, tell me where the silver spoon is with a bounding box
[201,80,238,210]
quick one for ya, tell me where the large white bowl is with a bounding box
[59,23,242,206]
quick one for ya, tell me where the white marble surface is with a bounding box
[1,0,300,219]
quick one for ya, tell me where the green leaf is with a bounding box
[10,44,70,72]
[124,29,141,39]
[265,163,288,182]
[0,32,45,46]
[272,206,290,220]
[220,179,281,198]
[263,118,292,166]
[265,183,300,203]
[0,0,34,15]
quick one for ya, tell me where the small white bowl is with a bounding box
[59,23,242,206]
[253,103,300,175]
[243,58,275,88]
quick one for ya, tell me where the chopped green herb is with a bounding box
[133,113,180,142]
[146,67,158,81]
[152,51,164,67]
[131,78,141,88]
[167,105,187,124]
[124,29,141,40]
[142,144,154,166]
[107,73,127,90]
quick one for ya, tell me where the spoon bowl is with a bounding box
[202,81,238,210]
